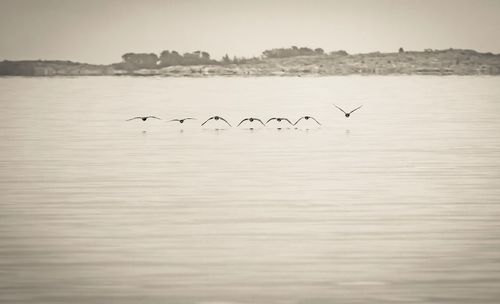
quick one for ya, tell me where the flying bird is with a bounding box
[237,117,266,127]
[265,117,293,125]
[168,118,196,124]
[126,116,161,121]
[333,105,363,118]
[294,116,321,125]
[201,116,232,127]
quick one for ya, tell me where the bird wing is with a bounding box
[183,118,196,120]
[348,105,363,114]
[310,116,322,125]
[126,117,142,121]
[219,117,232,127]
[148,116,161,120]
[293,117,305,126]
[237,118,249,127]
[266,118,276,124]
[282,118,293,125]
[168,119,180,122]
[254,118,266,126]
[333,104,348,114]
[201,117,214,126]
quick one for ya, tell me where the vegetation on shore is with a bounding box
[1,47,499,76]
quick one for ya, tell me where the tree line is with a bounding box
[114,46,346,70]
[262,46,325,58]
[114,51,217,71]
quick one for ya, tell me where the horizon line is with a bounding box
[2,47,499,66]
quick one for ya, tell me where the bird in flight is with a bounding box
[333,105,363,118]
[168,118,196,124]
[266,117,293,125]
[201,116,232,127]
[126,116,161,121]
[294,116,321,125]
[237,117,266,127]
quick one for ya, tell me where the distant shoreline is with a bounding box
[1,48,499,77]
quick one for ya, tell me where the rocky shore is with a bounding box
[1,49,499,76]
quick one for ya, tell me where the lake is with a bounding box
[1,76,500,304]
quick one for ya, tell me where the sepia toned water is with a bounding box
[1,76,500,304]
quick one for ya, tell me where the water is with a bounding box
[1,76,500,304]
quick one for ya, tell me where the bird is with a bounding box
[201,116,232,127]
[333,105,363,118]
[168,118,196,124]
[265,117,293,125]
[294,116,321,126]
[126,116,161,121]
[237,117,265,127]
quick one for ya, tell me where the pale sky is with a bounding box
[0,0,499,64]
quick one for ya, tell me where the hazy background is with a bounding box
[1,0,500,64]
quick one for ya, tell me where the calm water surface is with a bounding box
[1,76,500,304]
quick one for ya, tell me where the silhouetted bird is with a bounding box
[201,116,232,127]
[168,118,196,124]
[237,117,265,127]
[126,116,161,121]
[333,105,363,117]
[294,116,321,125]
[266,117,293,125]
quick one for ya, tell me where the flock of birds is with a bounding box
[126,104,363,127]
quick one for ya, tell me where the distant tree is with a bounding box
[158,50,214,67]
[121,53,158,70]
[159,50,183,66]
[262,46,324,58]
[299,47,314,55]
[399,47,405,53]
[201,52,210,60]
[182,52,201,65]
[329,50,348,56]
[235,56,261,64]
[222,54,231,64]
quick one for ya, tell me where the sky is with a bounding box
[0,0,499,64]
